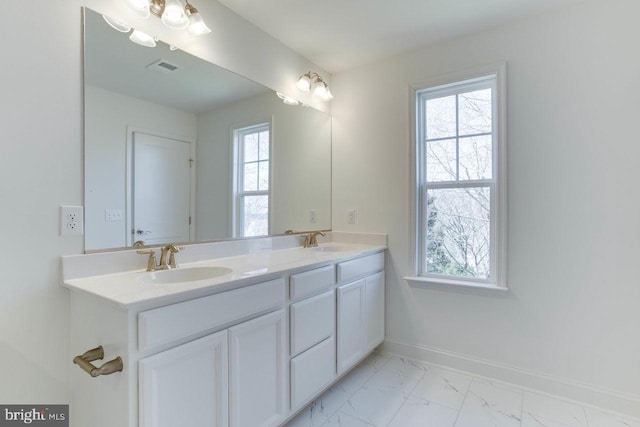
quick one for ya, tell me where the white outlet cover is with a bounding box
[61,205,84,236]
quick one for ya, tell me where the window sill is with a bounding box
[404,276,508,292]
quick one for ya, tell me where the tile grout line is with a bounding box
[452,376,474,426]
[318,354,393,426]
[385,363,429,426]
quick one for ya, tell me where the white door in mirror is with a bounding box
[132,132,192,246]
[60,205,84,236]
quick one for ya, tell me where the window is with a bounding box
[412,66,506,289]
[233,123,271,237]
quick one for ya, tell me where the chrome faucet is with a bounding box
[159,244,182,269]
[304,231,326,248]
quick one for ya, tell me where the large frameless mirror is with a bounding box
[83,8,331,252]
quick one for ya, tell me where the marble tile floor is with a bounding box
[284,353,640,427]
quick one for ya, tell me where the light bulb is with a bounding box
[313,81,328,99]
[296,74,312,92]
[162,0,189,29]
[276,92,300,106]
[188,12,211,36]
[129,29,157,47]
[102,15,131,33]
[313,81,334,101]
[124,0,151,18]
[320,89,334,101]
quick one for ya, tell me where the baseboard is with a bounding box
[381,339,640,419]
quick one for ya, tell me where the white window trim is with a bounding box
[406,63,508,291]
[231,121,272,238]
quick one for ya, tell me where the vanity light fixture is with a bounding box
[102,11,157,48]
[103,16,158,48]
[124,0,211,35]
[103,15,132,32]
[276,92,300,106]
[296,71,334,101]
[129,29,157,47]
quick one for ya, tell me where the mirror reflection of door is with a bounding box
[131,131,192,246]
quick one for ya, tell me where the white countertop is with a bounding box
[62,242,385,310]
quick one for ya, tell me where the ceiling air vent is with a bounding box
[146,59,181,74]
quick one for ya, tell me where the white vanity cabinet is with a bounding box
[139,330,229,427]
[289,265,337,411]
[138,309,287,427]
[229,310,287,427]
[67,248,385,427]
[336,253,385,374]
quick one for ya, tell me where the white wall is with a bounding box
[197,92,332,240]
[85,86,197,250]
[332,0,640,415]
[0,0,326,404]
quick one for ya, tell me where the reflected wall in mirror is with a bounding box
[83,8,331,252]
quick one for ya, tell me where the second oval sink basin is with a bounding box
[140,266,233,285]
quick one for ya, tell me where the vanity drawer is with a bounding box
[290,336,336,411]
[337,252,384,283]
[290,290,335,356]
[289,265,335,300]
[138,278,285,352]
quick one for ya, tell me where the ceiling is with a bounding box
[217,0,585,73]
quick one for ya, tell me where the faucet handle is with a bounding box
[137,250,157,272]
[168,246,183,269]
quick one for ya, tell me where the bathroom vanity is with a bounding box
[62,237,385,427]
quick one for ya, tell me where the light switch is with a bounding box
[105,209,123,221]
[347,209,356,224]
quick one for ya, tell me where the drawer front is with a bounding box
[290,336,336,411]
[289,265,336,300]
[139,278,285,352]
[337,252,384,283]
[290,290,335,356]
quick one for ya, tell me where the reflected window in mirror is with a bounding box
[234,123,271,237]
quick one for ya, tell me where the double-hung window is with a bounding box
[233,123,271,237]
[412,66,506,289]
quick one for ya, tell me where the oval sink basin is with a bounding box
[311,245,352,253]
[140,267,232,285]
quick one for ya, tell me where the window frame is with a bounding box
[408,63,507,291]
[232,122,272,238]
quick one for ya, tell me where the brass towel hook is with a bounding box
[73,346,123,378]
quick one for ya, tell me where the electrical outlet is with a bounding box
[61,206,84,236]
[347,209,356,225]
[309,209,317,223]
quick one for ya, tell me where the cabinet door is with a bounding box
[139,330,229,427]
[364,272,385,353]
[229,310,286,427]
[337,279,365,374]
